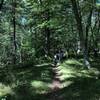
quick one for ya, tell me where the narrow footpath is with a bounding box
[46,64,63,100]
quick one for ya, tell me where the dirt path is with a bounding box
[46,64,62,100]
[51,66,61,90]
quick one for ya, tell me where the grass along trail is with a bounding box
[46,58,100,100]
[0,58,100,100]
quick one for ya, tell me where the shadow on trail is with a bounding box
[1,57,100,100]
[0,63,54,84]
[0,63,54,100]
[45,76,100,100]
[44,58,100,100]
[15,64,54,83]
[91,58,100,70]
[6,75,100,100]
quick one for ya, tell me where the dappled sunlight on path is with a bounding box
[1,58,100,100]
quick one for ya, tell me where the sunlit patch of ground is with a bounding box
[0,83,13,97]
[65,59,83,66]
[56,59,100,88]
[0,59,100,100]
[31,80,51,94]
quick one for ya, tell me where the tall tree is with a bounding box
[12,0,17,64]
[0,0,4,10]
[71,0,93,68]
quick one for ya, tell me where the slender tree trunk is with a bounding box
[38,0,51,56]
[12,0,17,64]
[85,8,93,60]
[91,14,98,48]
[71,0,90,68]
[96,11,100,48]
[71,0,84,47]
[45,27,50,56]
[44,9,51,56]
[0,0,4,10]
[19,35,22,63]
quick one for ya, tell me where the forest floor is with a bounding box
[0,57,100,100]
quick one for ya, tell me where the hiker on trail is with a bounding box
[94,48,99,57]
[53,51,60,66]
[60,49,65,60]
[53,49,66,65]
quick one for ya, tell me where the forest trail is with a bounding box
[1,59,100,100]
[51,65,62,90]
[46,64,63,100]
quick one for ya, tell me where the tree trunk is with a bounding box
[85,9,93,60]
[45,26,50,56]
[44,9,51,56]
[12,0,17,64]
[38,0,51,56]
[71,0,90,68]
[0,0,4,10]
